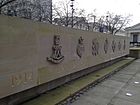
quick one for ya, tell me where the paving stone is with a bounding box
[75,95,111,105]
[99,79,125,90]
[109,73,132,83]
[72,59,140,105]
[71,96,97,105]
[118,68,138,75]
[116,86,140,104]
[84,85,119,99]
[109,97,140,105]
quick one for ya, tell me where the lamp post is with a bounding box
[93,15,96,30]
[70,0,75,28]
[106,15,109,32]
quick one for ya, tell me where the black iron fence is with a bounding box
[130,42,140,47]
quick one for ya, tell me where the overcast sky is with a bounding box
[53,0,140,26]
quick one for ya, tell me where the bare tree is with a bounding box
[0,0,52,23]
[33,0,52,23]
[0,0,16,8]
[105,12,131,35]
[0,0,17,14]
[53,0,88,29]
[1,0,34,18]
[52,0,71,26]
[73,9,87,29]
[0,0,131,34]
[85,9,97,30]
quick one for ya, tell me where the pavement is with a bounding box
[21,58,134,105]
[71,59,140,105]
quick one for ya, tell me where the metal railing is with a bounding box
[130,42,140,47]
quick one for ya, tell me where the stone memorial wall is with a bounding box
[0,15,129,99]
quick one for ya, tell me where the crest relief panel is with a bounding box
[92,38,99,56]
[47,35,64,64]
[76,36,85,58]
[104,38,109,54]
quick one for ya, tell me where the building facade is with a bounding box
[125,23,140,46]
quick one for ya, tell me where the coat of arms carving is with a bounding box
[112,40,116,53]
[118,41,121,51]
[104,38,109,54]
[123,40,126,50]
[76,36,85,58]
[47,35,64,64]
[92,38,99,56]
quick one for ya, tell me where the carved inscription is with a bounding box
[11,72,33,87]
[112,40,116,53]
[47,35,64,64]
[104,38,109,54]
[92,38,99,56]
[77,36,85,58]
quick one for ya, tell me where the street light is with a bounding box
[70,0,75,28]
[106,15,109,32]
[93,15,96,30]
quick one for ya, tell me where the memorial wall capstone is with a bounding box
[0,15,129,99]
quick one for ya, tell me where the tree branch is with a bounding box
[0,0,17,8]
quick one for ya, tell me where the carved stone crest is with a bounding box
[92,38,99,56]
[47,35,64,64]
[112,40,116,53]
[104,38,109,54]
[123,40,126,50]
[77,36,85,58]
[118,41,121,51]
